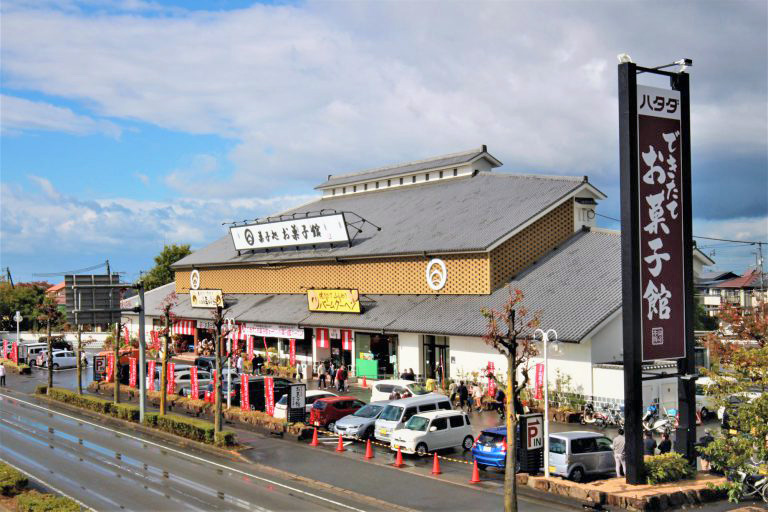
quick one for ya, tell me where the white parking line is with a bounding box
[0,393,368,512]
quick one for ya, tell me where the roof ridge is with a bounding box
[326,147,485,182]
[488,171,586,183]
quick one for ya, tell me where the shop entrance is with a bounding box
[355,332,398,379]
[330,338,352,368]
[422,335,449,381]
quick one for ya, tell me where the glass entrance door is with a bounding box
[422,335,449,381]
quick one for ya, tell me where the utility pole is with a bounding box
[76,324,83,394]
[5,267,13,288]
[214,305,224,434]
[161,313,169,415]
[114,322,120,403]
[138,282,147,423]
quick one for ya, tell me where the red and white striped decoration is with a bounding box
[150,330,161,351]
[236,323,248,340]
[172,320,195,335]
[123,326,130,346]
[315,328,329,349]
[341,330,353,351]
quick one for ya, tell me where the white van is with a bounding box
[374,394,452,443]
[390,410,474,456]
[21,343,47,365]
[370,379,430,402]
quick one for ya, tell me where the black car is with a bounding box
[206,376,293,412]
[195,356,216,373]
[38,337,73,351]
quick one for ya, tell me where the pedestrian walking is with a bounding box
[328,361,336,388]
[613,428,626,477]
[643,431,657,456]
[0,362,6,387]
[317,362,327,388]
[236,354,243,374]
[457,381,469,411]
[435,363,443,386]
[696,429,715,472]
[658,432,672,454]
[296,361,304,381]
[472,382,484,411]
[336,365,348,392]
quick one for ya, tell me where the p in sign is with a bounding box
[527,416,543,450]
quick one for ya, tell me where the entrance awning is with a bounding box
[173,320,195,335]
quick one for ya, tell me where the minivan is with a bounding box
[547,431,616,482]
[370,380,430,402]
[374,394,452,443]
[390,410,474,456]
[208,376,293,412]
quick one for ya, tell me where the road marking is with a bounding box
[0,456,97,512]
[0,394,368,512]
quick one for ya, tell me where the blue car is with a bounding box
[471,426,521,471]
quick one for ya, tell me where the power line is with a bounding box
[32,261,107,277]
[594,212,768,245]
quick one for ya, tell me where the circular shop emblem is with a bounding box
[244,228,255,246]
[425,258,447,291]
[190,269,200,290]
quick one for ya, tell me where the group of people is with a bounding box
[450,380,503,413]
[315,360,349,392]
[612,428,716,478]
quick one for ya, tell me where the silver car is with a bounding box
[333,402,389,440]
[546,431,616,482]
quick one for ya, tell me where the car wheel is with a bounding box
[415,443,428,457]
[477,463,487,471]
[363,426,374,440]
[568,467,585,483]
[52,363,59,370]
[462,435,474,451]
[327,422,336,432]
[29,360,36,367]
[700,407,709,419]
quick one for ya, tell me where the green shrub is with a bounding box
[156,413,214,443]
[0,358,30,374]
[645,452,696,484]
[143,412,159,427]
[34,384,48,395]
[215,431,236,447]
[112,403,140,422]
[47,387,112,415]
[0,462,28,496]
[16,490,80,512]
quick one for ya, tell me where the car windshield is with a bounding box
[379,405,403,421]
[407,383,429,395]
[277,395,288,405]
[404,416,429,431]
[477,432,505,445]
[353,404,383,418]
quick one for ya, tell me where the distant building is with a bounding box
[45,282,66,305]
[700,268,768,314]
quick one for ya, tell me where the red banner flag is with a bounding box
[128,357,137,388]
[167,362,175,395]
[263,337,271,363]
[487,361,496,396]
[150,330,160,351]
[289,339,296,366]
[2,340,8,359]
[265,376,274,415]
[534,363,544,400]
[123,326,130,346]
[315,328,329,349]
[11,342,18,364]
[106,354,115,382]
[341,330,353,351]
[148,360,156,390]
[247,336,254,360]
[189,366,198,400]
[240,374,250,410]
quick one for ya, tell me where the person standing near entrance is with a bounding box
[0,362,6,387]
[435,363,443,386]
[457,381,469,411]
[613,428,626,478]
[317,362,327,389]
[328,361,336,388]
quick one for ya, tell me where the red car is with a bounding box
[310,396,366,430]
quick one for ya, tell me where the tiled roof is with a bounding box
[714,269,767,289]
[172,172,591,268]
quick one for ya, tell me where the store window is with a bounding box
[422,335,449,381]
[355,332,398,378]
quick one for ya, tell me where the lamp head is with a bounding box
[617,53,633,64]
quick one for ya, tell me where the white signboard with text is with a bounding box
[242,323,305,340]
[230,214,349,251]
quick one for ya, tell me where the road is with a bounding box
[0,391,575,512]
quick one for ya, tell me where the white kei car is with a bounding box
[390,410,474,456]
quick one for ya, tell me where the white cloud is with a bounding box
[134,172,150,185]
[28,175,61,200]
[1,95,121,137]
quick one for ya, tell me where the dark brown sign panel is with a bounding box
[636,85,686,361]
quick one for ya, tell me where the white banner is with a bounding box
[242,323,304,340]
[230,214,349,251]
[197,319,216,330]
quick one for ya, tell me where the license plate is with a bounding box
[482,446,492,452]
[379,429,387,435]
[549,466,556,473]
[393,444,399,449]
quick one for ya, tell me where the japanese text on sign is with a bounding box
[637,85,686,361]
[265,377,275,416]
[307,289,361,313]
[230,214,349,251]
[190,367,199,400]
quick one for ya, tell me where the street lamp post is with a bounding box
[225,317,234,409]
[534,328,558,479]
[13,311,22,344]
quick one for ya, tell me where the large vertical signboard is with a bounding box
[636,85,686,361]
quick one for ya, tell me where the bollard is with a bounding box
[364,439,374,459]
[469,460,481,484]
[362,376,367,388]
[309,428,319,447]
[431,452,441,475]
[336,434,345,452]
[393,446,404,468]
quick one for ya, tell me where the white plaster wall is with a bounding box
[448,335,508,381]
[592,367,625,401]
[589,313,624,364]
[397,332,420,377]
[527,339,594,396]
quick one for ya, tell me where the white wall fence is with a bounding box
[0,331,107,349]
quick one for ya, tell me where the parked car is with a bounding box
[309,396,366,430]
[22,343,48,366]
[472,426,524,472]
[194,356,216,373]
[333,401,389,440]
[207,376,293,412]
[370,379,430,402]
[390,410,473,456]
[175,369,213,397]
[374,394,452,444]
[38,350,77,369]
[274,390,337,420]
[547,431,616,482]
[37,337,72,351]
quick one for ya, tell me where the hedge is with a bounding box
[156,413,215,444]
[0,358,31,374]
[16,490,80,512]
[111,403,140,422]
[645,452,696,484]
[47,387,113,414]
[0,462,27,496]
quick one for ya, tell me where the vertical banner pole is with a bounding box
[138,284,147,423]
[619,61,645,484]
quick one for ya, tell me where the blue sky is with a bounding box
[1,0,766,284]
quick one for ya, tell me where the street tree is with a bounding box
[141,245,192,291]
[482,288,541,512]
[0,281,50,331]
[701,301,768,501]
[210,303,235,434]
[36,296,63,393]
[159,292,178,415]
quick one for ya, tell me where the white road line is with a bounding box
[0,393,368,512]
[0,456,97,512]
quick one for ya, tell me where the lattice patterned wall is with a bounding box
[176,253,491,296]
[489,200,574,290]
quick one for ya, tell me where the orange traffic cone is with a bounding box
[336,434,346,452]
[431,453,441,475]
[309,428,319,447]
[362,376,367,388]
[393,447,404,468]
[364,439,374,459]
[469,461,481,484]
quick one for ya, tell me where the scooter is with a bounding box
[642,404,674,435]
[734,467,768,503]
[581,402,610,428]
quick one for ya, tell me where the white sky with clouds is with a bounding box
[1,0,766,282]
